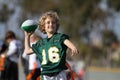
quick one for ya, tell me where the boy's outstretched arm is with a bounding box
[64,39,79,56]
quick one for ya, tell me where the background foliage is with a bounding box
[20,0,120,67]
[1,0,120,67]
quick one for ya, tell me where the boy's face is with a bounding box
[44,17,57,34]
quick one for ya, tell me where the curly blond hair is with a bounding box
[38,11,60,34]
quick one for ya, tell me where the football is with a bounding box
[21,19,38,32]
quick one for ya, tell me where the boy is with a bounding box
[24,11,79,80]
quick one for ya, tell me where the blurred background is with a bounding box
[0,0,120,80]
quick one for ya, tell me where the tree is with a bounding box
[20,0,120,67]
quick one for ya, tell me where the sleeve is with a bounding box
[6,41,17,57]
[60,34,69,44]
[32,44,39,56]
[32,43,42,62]
[32,40,42,57]
[22,50,29,60]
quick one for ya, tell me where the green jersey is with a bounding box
[32,33,69,75]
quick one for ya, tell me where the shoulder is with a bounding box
[54,33,69,43]
[32,39,45,47]
[54,33,69,38]
[11,39,21,44]
[9,40,16,45]
[59,33,69,40]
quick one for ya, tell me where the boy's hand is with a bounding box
[71,48,79,56]
[24,31,33,37]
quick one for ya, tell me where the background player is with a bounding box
[3,31,22,80]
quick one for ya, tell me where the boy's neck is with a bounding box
[47,32,57,38]
[47,33,53,38]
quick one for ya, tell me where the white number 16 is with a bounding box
[41,47,60,65]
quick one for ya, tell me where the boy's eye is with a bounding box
[47,21,50,24]
[46,21,55,24]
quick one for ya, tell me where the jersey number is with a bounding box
[41,47,60,65]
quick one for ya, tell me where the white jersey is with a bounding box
[22,42,40,70]
[6,39,22,63]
